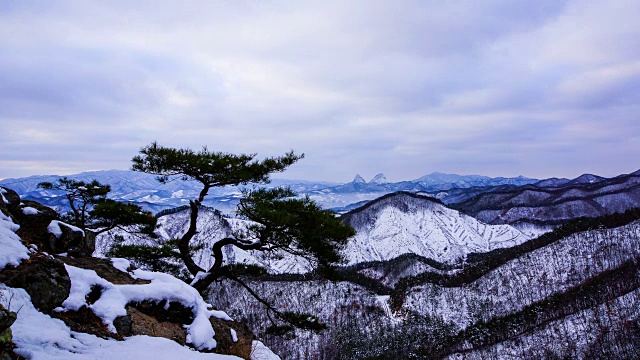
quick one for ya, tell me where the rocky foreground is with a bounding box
[0,186,277,360]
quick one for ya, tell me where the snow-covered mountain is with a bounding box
[341,192,530,264]
[0,169,537,215]
[8,171,640,358]
[96,192,531,278]
[0,169,339,215]
[369,173,387,184]
[203,208,640,359]
[453,170,640,226]
[352,174,366,184]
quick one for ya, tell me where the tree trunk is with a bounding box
[178,200,205,276]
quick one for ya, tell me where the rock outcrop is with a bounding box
[0,254,70,313]
[0,187,259,359]
[1,186,90,256]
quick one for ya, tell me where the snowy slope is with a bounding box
[96,207,313,274]
[342,192,530,264]
[98,193,531,275]
[402,220,640,330]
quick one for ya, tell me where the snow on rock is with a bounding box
[58,258,233,351]
[0,187,8,204]
[21,206,40,215]
[48,220,85,238]
[1,284,241,360]
[230,328,238,343]
[111,257,132,273]
[0,211,29,270]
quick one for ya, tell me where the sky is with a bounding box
[1,0,639,183]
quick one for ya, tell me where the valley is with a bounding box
[3,168,640,359]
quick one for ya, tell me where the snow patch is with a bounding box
[111,258,132,273]
[47,220,84,238]
[230,328,238,343]
[0,211,28,270]
[0,188,7,204]
[59,261,232,351]
[190,271,211,286]
[1,285,241,359]
[21,206,40,215]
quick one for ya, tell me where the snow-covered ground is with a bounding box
[0,210,29,270]
[0,203,280,360]
[1,284,242,360]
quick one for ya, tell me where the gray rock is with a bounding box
[0,255,70,313]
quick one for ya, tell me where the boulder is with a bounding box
[117,306,187,344]
[114,300,192,344]
[0,254,70,313]
[8,198,92,256]
[46,220,88,256]
[0,187,20,216]
[12,201,58,253]
[51,305,116,340]
[113,300,254,359]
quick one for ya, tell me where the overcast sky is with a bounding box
[1,1,639,182]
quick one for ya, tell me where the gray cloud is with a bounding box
[1,0,639,182]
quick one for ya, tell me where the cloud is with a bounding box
[1,0,639,182]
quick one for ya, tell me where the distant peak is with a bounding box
[352,174,366,184]
[571,173,605,184]
[369,173,387,184]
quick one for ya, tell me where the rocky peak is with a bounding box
[352,174,366,184]
[369,173,387,184]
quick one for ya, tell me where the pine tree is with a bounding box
[124,142,355,330]
[38,178,110,229]
[38,178,155,251]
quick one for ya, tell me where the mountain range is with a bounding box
[4,167,640,358]
[96,192,532,275]
[451,168,640,227]
[0,169,537,215]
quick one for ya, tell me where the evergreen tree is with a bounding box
[124,142,355,329]
[38,178,110,229]
[38,178,155,246]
